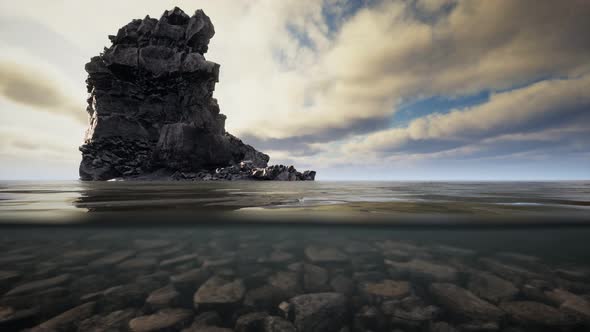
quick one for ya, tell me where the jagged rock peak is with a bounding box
[79,8,314,181]
[106,7,214,55]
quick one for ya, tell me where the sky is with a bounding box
[0,0,589,180]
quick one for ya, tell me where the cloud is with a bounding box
[0,127,78,160]
[230,0,590,147]
[344,75,590,155]
[0,60,87,123]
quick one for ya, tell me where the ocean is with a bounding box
[1,181,589,331]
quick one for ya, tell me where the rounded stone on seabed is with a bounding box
[5,273,71,296]
[467,271,518,304]
[544,288,590,323]
[193,276,246,311]
[29,302,96,332]
[146,284,180,310]
[499,301,579,328]
[235,312,269,332]
[429,283,504,322]
[268,271,300,296]
[385,259,458,282]
[304,246,348,263]
[78,308,140,332]
[170,267,211,293]
[360,280,411,303]
[303,263,330,293]
[129,308,193,332]
[289,292,347,332]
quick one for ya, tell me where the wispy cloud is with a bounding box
[0,61,87,123]
[344,75,590,155]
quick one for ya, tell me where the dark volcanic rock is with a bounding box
[79,7,315,181]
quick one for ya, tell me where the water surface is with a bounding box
[1,181,589,224]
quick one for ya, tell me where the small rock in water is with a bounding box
[359,280,411,303]
[467,271,518,304]
[304,246,348,263]
[235,312,269,332]
[500,301,577,327]
[289,292,347,332]
[89,250,136,268]
[129,308,193,332]
[193,276,246,310]
[544,288,590,323]
[386,259,458,282]
[146,284,180,310]
[429,283,504,322]
[5,273,71,296]
[30,301,96,332]
[303,263,330,292]
[78,308,139,332]
[262,315,296,332]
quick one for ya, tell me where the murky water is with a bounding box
[1,181,589,331]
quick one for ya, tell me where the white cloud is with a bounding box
[344,74,590,154]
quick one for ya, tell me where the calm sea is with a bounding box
[0,180,589,223]
[1,181,590,331]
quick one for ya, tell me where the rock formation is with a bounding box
[79,7,315,181]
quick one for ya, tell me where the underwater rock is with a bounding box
[235,311,269,332]
[359,280,411,303]
[467,271,518,304]
[386,259,458,282]
[129,308,193,332]
[146,285,180,310]
[79,7,314,181]
[193,276,245,310]
[30,301,96,332]
[5,274,71,296]
[262,316,296,332]
[499,301,577,328]
[429,283,504,322]
[78,308,139,332]
[288,292,347,332]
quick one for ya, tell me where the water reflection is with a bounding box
[0,181,589,223]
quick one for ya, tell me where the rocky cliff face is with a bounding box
[79,7,315,181]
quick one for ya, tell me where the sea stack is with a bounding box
[79,7,315,181]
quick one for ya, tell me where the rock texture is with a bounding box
[79,7,315,181]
